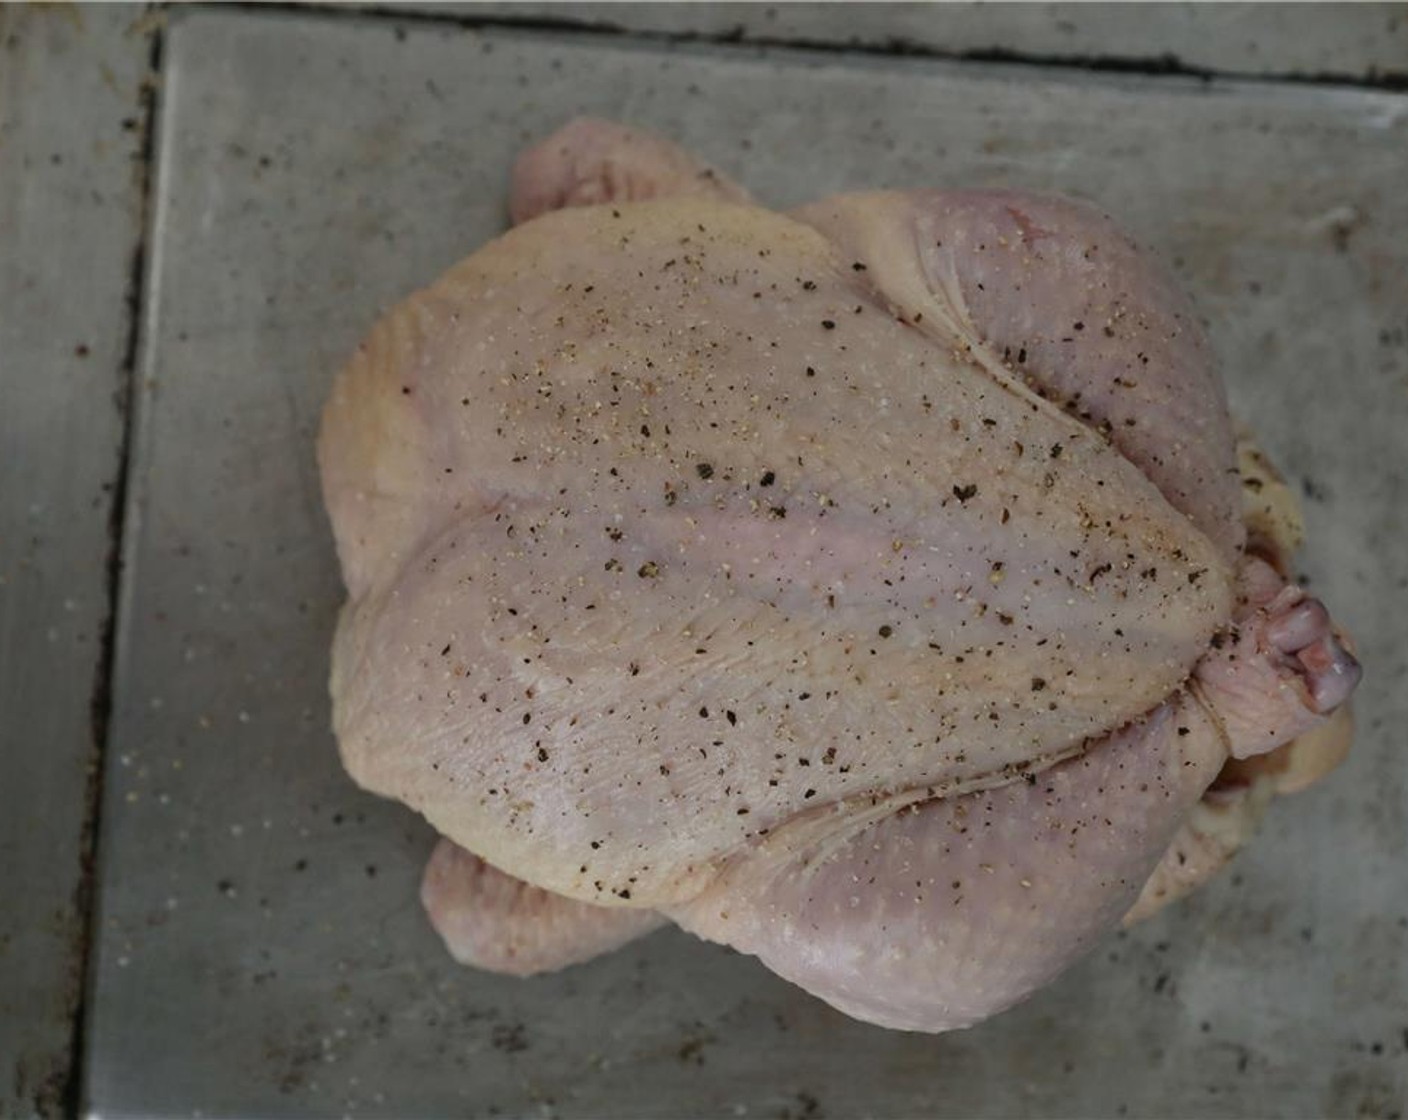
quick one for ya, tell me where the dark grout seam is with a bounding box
[231,2,1408,93]
[65,19,166,1120]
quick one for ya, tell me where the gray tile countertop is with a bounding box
[447,1,1408,80]
[3,4,1406,1118]
[0,6,153,1114]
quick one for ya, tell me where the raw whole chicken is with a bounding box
[318,119,1361,1032]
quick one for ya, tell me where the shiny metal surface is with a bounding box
[2,4,1404,1117]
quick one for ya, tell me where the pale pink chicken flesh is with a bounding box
[318,119,1361,1032]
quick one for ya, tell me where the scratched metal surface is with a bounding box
[431,1,1408,80]
[0,7,150,1117]
[84,8,1408,1118]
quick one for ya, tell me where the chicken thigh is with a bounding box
[318,119,1360,1032]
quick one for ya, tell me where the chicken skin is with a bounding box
[318,119,1360,1032]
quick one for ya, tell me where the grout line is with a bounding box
[65,18,167,1120]
[221,1,1408,93]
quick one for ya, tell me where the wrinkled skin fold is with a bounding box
[318,119,1361,1032]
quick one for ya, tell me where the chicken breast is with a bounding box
[318,119,1360,1032]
